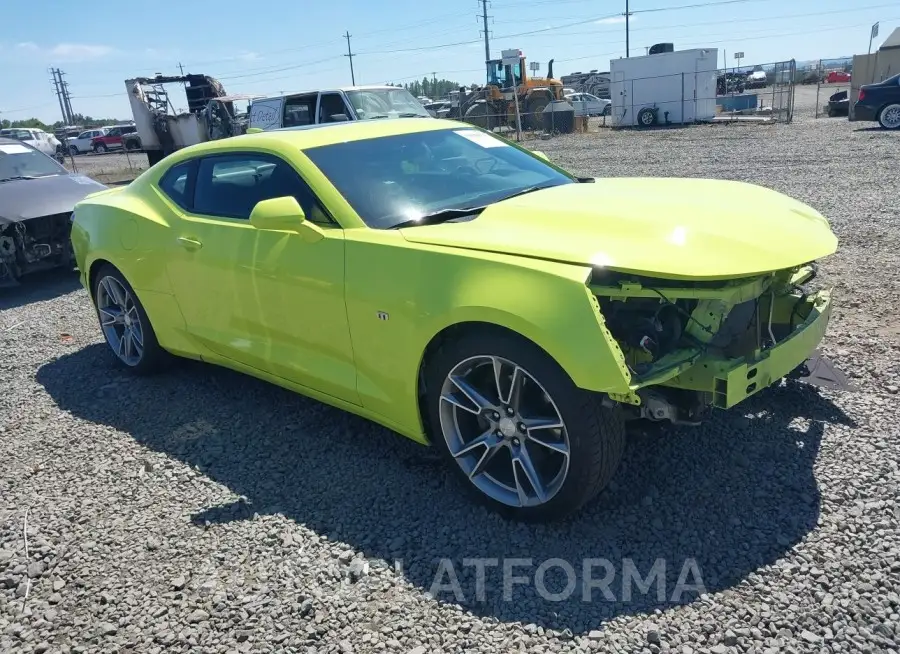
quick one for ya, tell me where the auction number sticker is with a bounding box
[453,129,508,148]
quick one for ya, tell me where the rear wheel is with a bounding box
[878,104,900,130]
[93,265,169,374]
[94,142,108,153]
[68,145,79,156]
[425,330,625,522]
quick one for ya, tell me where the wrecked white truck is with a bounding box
[126,74,434,167]
[125,73,256,166]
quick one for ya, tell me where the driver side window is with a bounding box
[191,153,335,225]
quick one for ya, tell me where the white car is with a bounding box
[64,127,111,155]
[0,128,62,158]
[566,92,611,117]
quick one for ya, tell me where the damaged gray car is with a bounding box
[0,137,107,287]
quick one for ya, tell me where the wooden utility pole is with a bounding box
[344,32,356,86]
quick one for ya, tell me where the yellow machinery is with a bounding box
[462,51,565,131]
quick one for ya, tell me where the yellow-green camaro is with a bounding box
[71,118,838,522]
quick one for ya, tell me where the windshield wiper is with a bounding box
[0,175,40,182]
[389,206,487,229]
[398,112,429,118]
[493,183,562,201]
[389,184,563,229]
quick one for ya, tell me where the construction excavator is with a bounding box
[453,51,565,131]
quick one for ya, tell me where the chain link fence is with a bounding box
[444,59,795,135]
[811,58,853,119]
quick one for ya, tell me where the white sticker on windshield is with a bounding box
[453,129,508,148]
[0,144,31,154]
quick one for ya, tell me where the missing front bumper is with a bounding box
[664,289,835,409]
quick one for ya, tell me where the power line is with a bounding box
[344,31,356,86]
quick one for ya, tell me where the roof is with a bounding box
[169,117,466,159]
[881,26,900,50]
[256,85,407,99]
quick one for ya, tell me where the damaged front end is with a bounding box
[0,213,75,287]
[590,264,844,424]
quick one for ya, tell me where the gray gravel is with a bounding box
[2,85,899,653]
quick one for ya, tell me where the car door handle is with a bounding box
[177,236,203,251]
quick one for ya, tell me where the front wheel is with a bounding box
[68,145,79,156]
[94,143,108,153]
[425,330,625,522]
[93,265,169,374]
[878,104,900,130]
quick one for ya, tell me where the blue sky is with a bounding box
[1,0,896,123]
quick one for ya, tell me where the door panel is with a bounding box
[162,152,359,404]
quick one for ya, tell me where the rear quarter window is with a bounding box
[158,159,198,210]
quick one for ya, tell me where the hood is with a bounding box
[399,178,838,280]
[0,173,107,224]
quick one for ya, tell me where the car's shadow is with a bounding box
[37,345,855,634]
[0,267,82,311]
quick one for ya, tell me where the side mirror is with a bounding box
[249,196,325,242]
[249,196,306,232]
[532,150,550,161]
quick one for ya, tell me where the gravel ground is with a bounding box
[2,84,899,654]
[62,151,148,185]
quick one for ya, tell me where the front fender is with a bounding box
[344,232,632,439]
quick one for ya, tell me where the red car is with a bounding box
[90,124,139,153]
[826,71,851,84]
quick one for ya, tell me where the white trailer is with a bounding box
[609,48,718,127]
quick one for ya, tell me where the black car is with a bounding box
[0,137,107,287]
[852,73,900,130]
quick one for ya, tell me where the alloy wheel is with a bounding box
[96,275,144,366]
[881,105,900,129]
[438,355,570,508]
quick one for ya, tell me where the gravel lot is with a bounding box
[2,85,899,654]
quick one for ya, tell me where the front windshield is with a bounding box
[344,88,431,119]
[0,142,67,179]
[303,128,575,229]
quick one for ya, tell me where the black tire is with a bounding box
[92,264,170,375]
[68,145,79,156]
[463,102,494,131]
[877,103,900,130]
[603,104,611,116]
[94,143,108,153]
[424,329,626,522]
[637,107,657,127]
[525,95,550,130]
